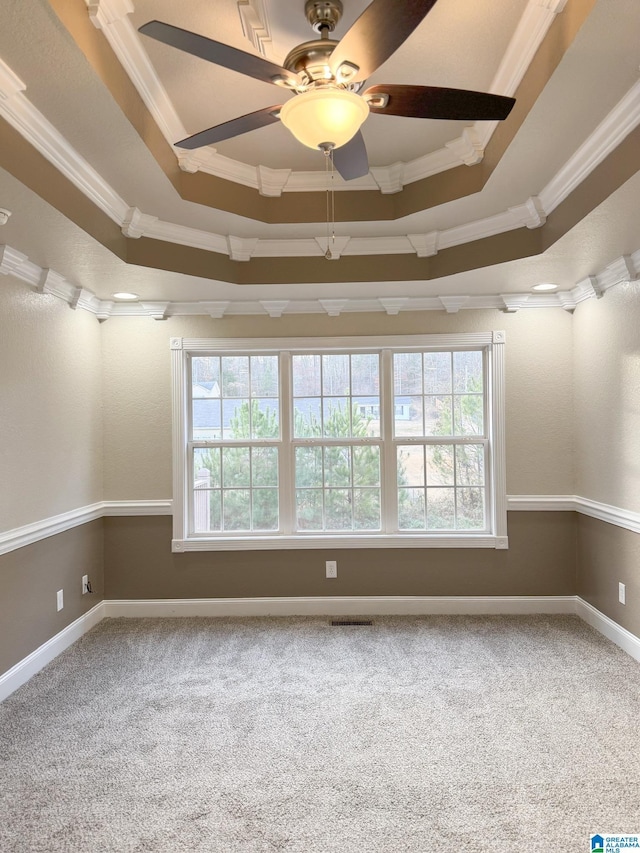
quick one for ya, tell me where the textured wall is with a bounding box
[0,279,104,673]
[105,512,576,601]
[100,308,575,500]
[0,521,104,673]
[573,282,640,632]
[573,282,640,512]
[577,515,640,637]
[0,277,103,531]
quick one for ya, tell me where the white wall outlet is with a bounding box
[82,575,89,595]
[326,560,337,579]
[56,589,64,611]
[619,582,626,605]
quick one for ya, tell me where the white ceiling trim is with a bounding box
[237,0,272,58]
[85,0,565,195]
[2,241,638,320]
[1,51,638,261]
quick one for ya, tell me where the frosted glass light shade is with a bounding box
[280,88,369,150]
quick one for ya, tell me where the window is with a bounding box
[171,333,507,551]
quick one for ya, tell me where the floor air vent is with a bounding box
[331,620,373,626]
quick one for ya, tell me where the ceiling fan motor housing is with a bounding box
[284,39,339,87]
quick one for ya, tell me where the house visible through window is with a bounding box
[171,333,507,551]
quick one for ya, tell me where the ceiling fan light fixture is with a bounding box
[280,88,369,150]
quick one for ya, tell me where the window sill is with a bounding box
[172,534,508,552]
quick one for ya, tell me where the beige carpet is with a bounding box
[1,615,639,852]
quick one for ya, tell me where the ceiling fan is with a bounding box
[139,0,516,181]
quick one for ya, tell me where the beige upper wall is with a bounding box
[100,308,575,500]
[573,281,640,513]
[0,277,103,531]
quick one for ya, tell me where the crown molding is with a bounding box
[2,39,639,263]
[0,56,128,224]
[3,242,639,321]
[539,79,640,214]
[83,0,564,194]
[4,32,639,264]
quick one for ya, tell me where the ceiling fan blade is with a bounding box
[329,0,438,83]
[364,84,516,121]
[176,106,283,149]
[332,132,369,181]
[139,21,300,88]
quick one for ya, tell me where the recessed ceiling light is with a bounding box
[112,292,139,300]
[531,283,558,292]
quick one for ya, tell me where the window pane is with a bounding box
[295,447,323,488]
[424,352,452,394]
[194,448,220,488]
[252,447,278,487]
[325,489,352,529]
[353,446,380,487]
[351,353,379,395]
[222,447,251,488]
[424,395,453,436]
[353,489,381,530]
[324,446,351,488]
[251,399,279,439]
[394,352,422,394]
[397,446,424,487]
[457,488,485,529]
[426,489,455,529]
[252,489,279,530]
[296,489,323,530]
[453,395,484,436]
[426,445,454,486]
[395,395,422,436]
[398,488,425,529]
[456,445,485,487]
[322,354,350,396]
[193,489,221,532]
[221,356,249,397]
[293,398,321,437]
[352,398,380,437]
[323,398,350,437]
[454,351,483,393]
[223,399,250,439]
[192,398,221,440]
[292,355,320,396]
[192,357,220,396]
[250,355,278,397]
[223,489,250,531]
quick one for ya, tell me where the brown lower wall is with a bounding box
[6,512,639,680]
[104,512,576,600]
[577,514,640,638]
[0,520,104,674]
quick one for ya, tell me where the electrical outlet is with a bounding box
[326,560,337,579]
[56,589,64,611]
[82,575,89,595]
[619,582,626,605]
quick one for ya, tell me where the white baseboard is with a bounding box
[576,597,640,663]
[103,595,577,618]
[0,601,105,703]
[3,597,637,704]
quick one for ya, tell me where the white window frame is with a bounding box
[170,332,507,552]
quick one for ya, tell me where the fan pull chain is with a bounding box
[323,147,336,259]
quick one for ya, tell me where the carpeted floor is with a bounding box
[1,615,639,852]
